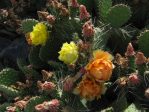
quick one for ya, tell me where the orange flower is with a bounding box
[73,76,105,101]
[86,50,113,81]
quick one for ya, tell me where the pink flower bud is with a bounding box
[63,77,74,92]
[41,81,55,91]
[70,0,79,7]
[128,73,140,85]
[125,43,135,56]
[135,52,147,65]
[6,106,16,112]
[82,21,94,37]
[44,99,60,112]
[79,5,90,20]
[46,15,56,24]
[35,104,46,112]
[14,100,27,110]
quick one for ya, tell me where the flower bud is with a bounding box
[41,81,56,91]
[128,73,140,85]
[79,5,90,20]
[35,104,46,112]
[60,7,69,16]
[14,100,27,110]
[46,15,56,24]
[125,43,135,57]
[37,11,49,20]
[82,21,94,37]
[70,0,79,7]
[135,52,147,65]
[6,106,16,112]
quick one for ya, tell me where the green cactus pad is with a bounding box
[29,46,47,68]
[0,85,20,98]
[17,58,40,79]
[24,96,48,112]
[0,103,10,112]
[99,0,112,22]
[107,4,131,28]
[22,19,38,33]
[0,68,20,86]
[138,30,149,57]
[92,27,109,50]
[39,21,73,62]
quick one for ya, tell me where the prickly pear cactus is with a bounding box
[22,19,38,33]
[99,0,112,22]
[138,30,149,57]
[24,96,48,112]
[106,4,131,28]
[0,68,19,86]
[0,85,20,98]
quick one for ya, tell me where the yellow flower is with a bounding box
[86,50,113,82]
[73,75,105,101]
[58,42,78,64]
[28,23,48,46]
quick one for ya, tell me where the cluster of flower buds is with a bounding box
[79,5,90,20]
[6,99,28,112]
[35,99,60,112]
[82,21,94,38]
[49,0,69,16]
[37,81,56,92]
[14,100,28,110]
[37,11,56,24]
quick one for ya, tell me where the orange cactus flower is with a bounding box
[86,50,113,82]
[73,76,105,101]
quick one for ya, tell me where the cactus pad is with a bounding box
[0,68,19,86]
[107,4,131,28]
[138,30,149,57]
[99,0,112,22]
[0,85,20,98]
[24,96,48,112]
[22,19,38,33]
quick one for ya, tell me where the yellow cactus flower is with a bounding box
[58,42,78,64]
[28,23,48,46]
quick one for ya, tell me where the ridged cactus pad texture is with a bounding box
[99,0,112,22]
[22,19,38,33]
[0,85,20,98]
[138,30,149,57]
[0,68,19,86]
[0,103,10,112]
[107,4,131,28]
[29,46,46,68]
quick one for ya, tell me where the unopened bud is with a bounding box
[135,52,147,65]
[125,43,135,57]
[79,5,90,20]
